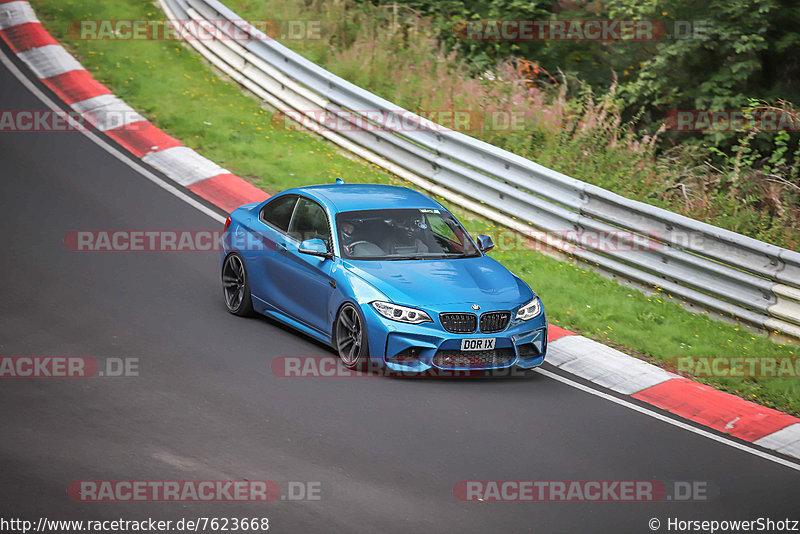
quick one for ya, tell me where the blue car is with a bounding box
[221,182,547,373]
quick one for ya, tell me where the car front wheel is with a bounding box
[335,303,369,369]
[222,253,254,316]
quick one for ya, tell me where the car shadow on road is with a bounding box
[239,306,543,382]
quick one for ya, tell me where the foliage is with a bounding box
[391,0,800,118]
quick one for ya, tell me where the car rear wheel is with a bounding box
[335,303,369,369]
[222,253,253,316]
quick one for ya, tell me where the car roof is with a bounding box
[284,183,444,213]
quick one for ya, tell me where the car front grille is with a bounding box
[439,313,477,334]
[479,311,511,333]
[433,348,516,369]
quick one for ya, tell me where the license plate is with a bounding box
[460,338,496,351]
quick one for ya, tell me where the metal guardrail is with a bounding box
[158,0,800,339]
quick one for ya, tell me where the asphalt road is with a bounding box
[1,43,798,533]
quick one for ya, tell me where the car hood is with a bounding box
[342,255,532,308]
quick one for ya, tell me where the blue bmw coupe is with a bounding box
[221,182,547,373]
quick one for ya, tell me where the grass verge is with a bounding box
[31,0,800,415]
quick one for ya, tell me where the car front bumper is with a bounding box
[360,303,547,373]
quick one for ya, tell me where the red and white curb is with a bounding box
[0,0,268,213]
[3,0,799,461]
[547,327,800,457]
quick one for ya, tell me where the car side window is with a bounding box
[261,195,297,233]
[288,197,331,247]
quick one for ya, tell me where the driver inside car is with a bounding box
[340,219,386,257]
[340,221,359,254]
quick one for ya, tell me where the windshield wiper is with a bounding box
[387,255,429,261]
[387,254,477,261]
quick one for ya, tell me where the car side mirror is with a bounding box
[476,234,494,253]
[299,238,331,259]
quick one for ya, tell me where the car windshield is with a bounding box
[336,208,481,260]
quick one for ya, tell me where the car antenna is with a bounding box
[335,178,346,184]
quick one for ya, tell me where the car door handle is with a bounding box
[277,242,288,252]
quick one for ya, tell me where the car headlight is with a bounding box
[371,301,432,324]
[515,298,542,321]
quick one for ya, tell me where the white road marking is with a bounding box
[0,46,225,224]
[725,417,740,430]
[536,368,800,472]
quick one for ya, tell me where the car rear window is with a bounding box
[261,195,297,232]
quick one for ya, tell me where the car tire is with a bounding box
[335,303,370,370]
[222,253,254,316]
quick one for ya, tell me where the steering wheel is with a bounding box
[345,240,375,255]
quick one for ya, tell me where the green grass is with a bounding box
[31,0,800,415]
[30,0,396,192]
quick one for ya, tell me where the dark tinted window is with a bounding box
[288,197,330,247]
[336,208,479,260]
[261,195,297,232]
